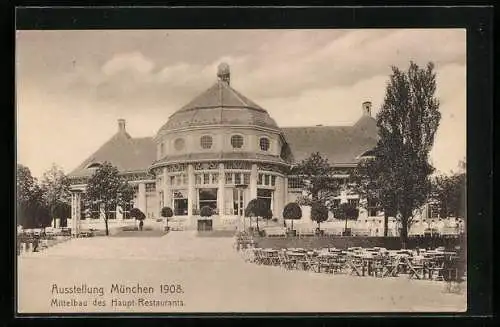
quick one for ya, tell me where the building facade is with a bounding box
[68,63,379,232]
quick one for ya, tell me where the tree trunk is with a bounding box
[383,211,389,237]
[400,216,409,249]
[104,212,109,236]
[345,217,348,232]
[291,219,294,230]
[51,204,56,228]
[256,217,259,232]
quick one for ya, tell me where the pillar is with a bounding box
[187,164,195,225]
[163,167,171,209]
[274,175,284,220]
[137,182,147,215]
[218,163,225,216]
[71,191,81,236]
[250,164,258,201]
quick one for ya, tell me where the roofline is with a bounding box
[68,168,149,179]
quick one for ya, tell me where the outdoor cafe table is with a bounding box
[260,249,279,265]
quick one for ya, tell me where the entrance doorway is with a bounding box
[173,190,188,216]
[197,219,213,231]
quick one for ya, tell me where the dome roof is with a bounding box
[157,64,280,134]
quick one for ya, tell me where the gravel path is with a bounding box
[17,231,466,313]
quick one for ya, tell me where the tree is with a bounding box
[334,203,359,235]
[161,206,173,230]
[40,163,71,227]
[53,201,71,227]
[16,164,50,228]
[200,206,213,218]
[375,61,441,247]
[282,202,302,231]
[311,202,329,231]
[291,152,341,205]
[85,162,130,236]
[117,182,135,219]
[431,172,466,219]
[130,208,146,221]
[161,206,173,218]
[245,198,268,232]
[262,209,273,226]
[351,157,397,237]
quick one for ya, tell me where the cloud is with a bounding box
[102,51,155,76]
[16,29,466,177]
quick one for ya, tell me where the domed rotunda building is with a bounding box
[68,63,379,232]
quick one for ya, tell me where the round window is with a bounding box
[174,138,185,151]
[259,137,270,151]
[200,135,213,149]
[231,135,244,149]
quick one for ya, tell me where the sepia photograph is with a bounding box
[16,28,467,313]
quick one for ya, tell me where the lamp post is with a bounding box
[235,184,248,231]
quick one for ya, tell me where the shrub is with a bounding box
[311,202,329,229]
[283,202,302,230]
[161,206,173,218]
[200,206,213,218]
[130,208,146,221]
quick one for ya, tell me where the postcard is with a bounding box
[16,25,467,314]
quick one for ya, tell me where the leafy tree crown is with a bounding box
[310,202,329,224]
[161,206,174,218]
[283,202,302,220]
[200,206,213,218]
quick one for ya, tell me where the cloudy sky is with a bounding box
[16,29,466,179]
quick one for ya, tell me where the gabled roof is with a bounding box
[68,130,156,178]
[282,116,379,165]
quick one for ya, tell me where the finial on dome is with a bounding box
[217,62,230,85]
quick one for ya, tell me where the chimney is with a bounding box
[362,101,372,117]
[217,62,230,85]
[118,119,126,133]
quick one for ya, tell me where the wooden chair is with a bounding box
[317,256,334,274]
[347,257,364,276]
[371,257,385,277]
[429,258,445,281]
[408,257,425,279]
[278,250,293,270]
[382,257,399,277]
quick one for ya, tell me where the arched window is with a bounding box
[259,137,270,151]
[200,135,213,149]
[174,138,185,151]
[231,135,244,149]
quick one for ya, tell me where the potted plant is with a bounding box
[259,209,273,236]
[245,198,268,235]
[283,202,302,237]
[311,202,328,236]
[334,203,359,236]
[129,208,145,231]
[161,206,173,232]
[199,206,213,231]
